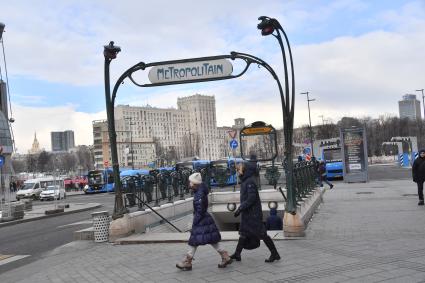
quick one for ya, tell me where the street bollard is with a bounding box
[91,211,110,243]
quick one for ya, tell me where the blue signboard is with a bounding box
[0,155,4,168]
[229,140,238,149]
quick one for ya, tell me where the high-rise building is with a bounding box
[51,130,75,152]
[177,94,220,160]
[93,94,245,167]
[29,132,41,154]
[399,94,421,120]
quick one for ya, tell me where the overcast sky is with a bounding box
[1,0,424,153]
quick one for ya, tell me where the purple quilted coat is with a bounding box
[188,183,221,246]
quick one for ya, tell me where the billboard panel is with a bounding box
[340,127,368,182]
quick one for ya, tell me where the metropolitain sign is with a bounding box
[148,59,233,84]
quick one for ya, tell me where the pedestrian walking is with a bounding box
[231,158,281,263]
[412,149,425,205]
[266,207,283,231]
[176,172,232,271]
[318,160,334,189]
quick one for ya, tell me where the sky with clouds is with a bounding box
[1,0,424,153]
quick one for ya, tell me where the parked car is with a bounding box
[40,185,66,201]
[16,177,64,201]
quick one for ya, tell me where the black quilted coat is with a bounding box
[238,162,266,238]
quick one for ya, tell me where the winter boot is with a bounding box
[218,250,233,268]
[418,200,424,206]
[176,254,193,271]
[230,237,245,261]
[263,235,281,263]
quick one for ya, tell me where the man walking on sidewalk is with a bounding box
[412,149,425,205]
[318,161,334,189]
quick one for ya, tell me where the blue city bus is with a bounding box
[192,160,211,171]
[322,147,343,179]
[210,157,243,187]
[85,168,115,193]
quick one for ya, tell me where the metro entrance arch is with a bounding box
[104,16,297,223]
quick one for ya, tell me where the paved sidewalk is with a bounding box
[0,202,101,227]
[1,179,425,282]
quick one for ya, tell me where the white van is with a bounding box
[16,177,64,200]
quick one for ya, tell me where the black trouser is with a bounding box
[234,233,278,256]
[417,182,424,201]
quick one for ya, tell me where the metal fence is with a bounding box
[121,167,195,210]
[121,160,317,210]
[292,161,318,204]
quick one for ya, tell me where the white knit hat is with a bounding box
[189,172,202,185]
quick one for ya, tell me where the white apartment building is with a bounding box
[93,94,246,166]
[114,104,189,161]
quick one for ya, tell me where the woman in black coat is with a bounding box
[176,172,232,271]
[231,160,281,263]
[412,149,425,205]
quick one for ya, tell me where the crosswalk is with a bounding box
[0,254,30,266]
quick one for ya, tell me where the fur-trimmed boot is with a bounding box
[218,250,233,268]
[176,254,193,271]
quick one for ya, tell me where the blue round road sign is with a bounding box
[229,140,238,149]
[0,155,4,168]
[303,147,311,155]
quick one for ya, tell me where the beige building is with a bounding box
[93,94,250,167]
[177,94,221,160]
[92,120,156,169]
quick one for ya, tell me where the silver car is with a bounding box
[40,185,66,201]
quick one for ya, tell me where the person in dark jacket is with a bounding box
[230,159,281,263]
[266,207,283,231]
[318,161,334,189]
[176,172,232,271]
[412,149,425,205]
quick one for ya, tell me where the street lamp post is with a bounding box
[301,91,315,157]
[125,117,135,169]
[416,89,425,120]
[257,16,297,214]
[103,41,127,219]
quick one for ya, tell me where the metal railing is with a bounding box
[292,161,318,204]
[120,167,196,211]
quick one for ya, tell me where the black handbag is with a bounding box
[243,235,260,250]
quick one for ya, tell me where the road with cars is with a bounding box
[0,164,413,274]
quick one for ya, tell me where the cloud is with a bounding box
[11,103,105,153]
[2,0,425,152]
[294,27,425,125]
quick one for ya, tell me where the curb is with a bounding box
[0,203,102,228]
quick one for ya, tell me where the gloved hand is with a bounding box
[234,207,241,218]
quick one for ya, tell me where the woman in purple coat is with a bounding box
[176,172,232,271]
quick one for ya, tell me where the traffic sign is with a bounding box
[229,140,238,149]
[303,147,311,155]
[227,129,237,139]
[0,155,4,168]
[104,160,109,167]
